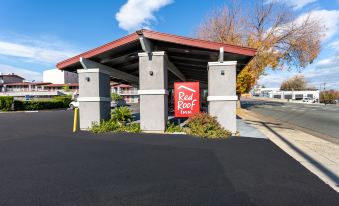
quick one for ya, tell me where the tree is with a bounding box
[196,1,325,95]
[280,75,307,91]
[320,90,338,104]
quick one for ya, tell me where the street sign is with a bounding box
[25,95,30,101]
[174,82,200,117]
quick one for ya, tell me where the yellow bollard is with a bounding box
[73,107,78,132]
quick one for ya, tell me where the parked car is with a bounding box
[69,101,79,109]
[303,97,316,103]
[111,99,126,108]
[69,99,126,109]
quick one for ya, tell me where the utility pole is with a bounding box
[324,82,326,91]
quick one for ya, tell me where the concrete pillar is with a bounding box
[138,51,168,132]
[77,69,111,130]
[207,61,237,134]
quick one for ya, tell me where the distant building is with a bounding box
[252,86,280,97]
[43,69,78,84]
[111,83,139,103]
[269,90,319,100]
[0,73,25,92]
[0,71,79,100]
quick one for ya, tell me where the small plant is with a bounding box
[111,93,122,101]
[90,120,141,133]
[91,120,120,133]
[111,106,133,123]
[166,121,183,133]
[186,112,231,138]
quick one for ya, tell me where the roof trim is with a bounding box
[141,30,256,56]
[56,32,140,69]
[56,29,256,70]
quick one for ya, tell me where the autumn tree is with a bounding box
[280,75,307,91]
[196,1,325,95]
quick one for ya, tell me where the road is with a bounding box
[241,99,339,141]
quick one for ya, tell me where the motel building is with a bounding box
[56,30,256,133]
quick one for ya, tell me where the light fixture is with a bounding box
[85,77,90,82]
[149,71,153,76]
[221,70,225,75]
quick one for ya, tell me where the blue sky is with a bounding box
[0,0,338,89]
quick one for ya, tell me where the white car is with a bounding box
[303,97,316,103]
[69,99,126,109]
[69,101,79,109]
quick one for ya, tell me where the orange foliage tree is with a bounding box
[196,1,325,95]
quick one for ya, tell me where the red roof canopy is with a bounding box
[56,29,256,84]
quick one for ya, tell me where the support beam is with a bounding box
[207,61,237,134]
[164,55,186,81]
[138,51,168,132]
[77,68,111,130]
[219,47,224,62]
[80,57,139,86]
[139,36,153,53]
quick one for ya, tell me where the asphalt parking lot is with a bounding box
[0,110,338,205]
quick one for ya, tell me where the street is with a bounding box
[241,99,339,141]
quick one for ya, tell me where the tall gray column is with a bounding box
[207,61,237,134]
[138,51,168,132]
[77,69,111,130]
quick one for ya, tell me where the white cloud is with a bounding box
[115,0,173,32]
[0,40,78,64]
[329,40,339,51]
[0,64,42,81]
[265,0,317,10]
[297,9,339,41]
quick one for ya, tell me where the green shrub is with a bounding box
[166,121,183,133]
[91,120,141,133]
[53,95,72,107]
[91,120,120,133]
[186,112,232,138]
[0,96,14,111]
[0,96,13,111]
[14,100,65,110]
[111,106,133,122]
[111,93,122,101]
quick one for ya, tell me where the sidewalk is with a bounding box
[237,108,339,192]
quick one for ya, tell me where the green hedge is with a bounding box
[14,100,66,110]
[0,96,14,111]
[53,96,72,107]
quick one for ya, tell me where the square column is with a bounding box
[138,51,168,132]
[77,69,111,130]
[207,61,237,134]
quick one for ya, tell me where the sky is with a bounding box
[0,0,338,89]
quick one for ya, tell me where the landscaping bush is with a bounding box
[186,112,232,138]
[166,121,183,133]
[14,100,65,110]
[0,96,14,111]
[53,95,72,108]
[91,120,141,133]
[111,106,133,123]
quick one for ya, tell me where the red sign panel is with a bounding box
[174,82,200,117]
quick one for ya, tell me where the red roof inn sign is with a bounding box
[174,82,200,117]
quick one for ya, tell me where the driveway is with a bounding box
[0,110,338,205]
